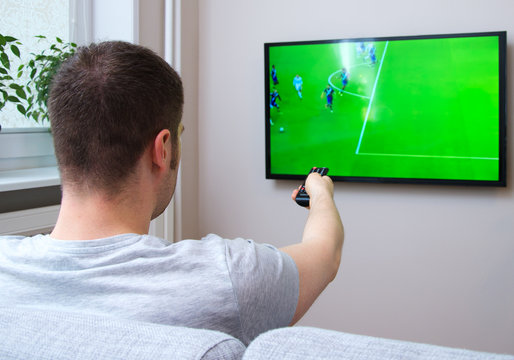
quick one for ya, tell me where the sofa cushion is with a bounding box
[0,307,245,360]
[243,326,514,360]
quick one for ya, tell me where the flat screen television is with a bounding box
[265,31,506,186]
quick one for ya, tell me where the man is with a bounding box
[0,41,343,345]
[293,74,303,99]
[321,84,335,112]
[271,64,279,85]
[339,67,349,94]
[270,87,281,111]
[367,43,377,65]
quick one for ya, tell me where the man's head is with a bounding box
[48,41,184,197]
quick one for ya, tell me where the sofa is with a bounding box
[1,307,512,360]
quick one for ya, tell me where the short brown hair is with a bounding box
[48,41,183,193]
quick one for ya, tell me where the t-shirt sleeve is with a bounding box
[224,238,299,345]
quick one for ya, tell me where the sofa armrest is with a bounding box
[243,326,514,360]
[0,307,245,360]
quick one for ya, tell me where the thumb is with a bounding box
[291,187,300,201]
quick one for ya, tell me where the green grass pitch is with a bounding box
[267,35,501,182]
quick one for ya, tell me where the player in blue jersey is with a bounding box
[338,67,349,95]
[271,65,279,85]
[270,88,281,110]
[321,84,335,112]
[293,74,303,99]
[367,43,377,65]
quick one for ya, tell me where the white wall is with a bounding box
[195,0,514,354]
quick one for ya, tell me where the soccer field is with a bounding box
[267,35,501,182]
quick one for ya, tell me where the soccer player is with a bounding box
[356,42,366,57]
[293,74,303,99]
[338,67,349,95]
[367,43,377,65]
[270,88,281,111]
[321,84,335,112]
[271,65,279,85]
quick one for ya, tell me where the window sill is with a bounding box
[0,204,60,235]
[0,166,60,192]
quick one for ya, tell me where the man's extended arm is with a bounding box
[280,172,344,325]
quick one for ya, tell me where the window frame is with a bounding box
[0,0,113,211]
[0,0,176,242]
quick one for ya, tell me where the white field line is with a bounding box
[355,41,389,154]
[328,64,371,99]
[357,152,498,161]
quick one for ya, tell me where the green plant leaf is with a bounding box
[10,44,20,57]
[15,88,27,99]
[56,37,63,43]
[0,52,9,69]
[9,83,22,91]
[17,104,26,115]
[7,95,19,102]
[31,110,40,121]
[0,68,7,75]
[4,36,17,42]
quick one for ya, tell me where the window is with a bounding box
[0,0,70,129]
[0,0,141,214]
[0,0,176,240]
[0,0,75,211]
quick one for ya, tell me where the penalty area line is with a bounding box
[357,152,499,161]
[355,41,389,155]
[328,67,371,100]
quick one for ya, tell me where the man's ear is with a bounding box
[152,129,171,171]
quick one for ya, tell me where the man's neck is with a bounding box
[51,189,152,240]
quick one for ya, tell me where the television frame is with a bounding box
[264,31,507,186]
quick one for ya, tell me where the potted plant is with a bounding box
[0,34,77,130]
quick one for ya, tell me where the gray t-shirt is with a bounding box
[0,233,299,345]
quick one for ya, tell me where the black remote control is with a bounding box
[295,167,329,207]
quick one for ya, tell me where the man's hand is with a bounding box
[291,172,334,209]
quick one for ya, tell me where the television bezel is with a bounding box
[264,31,507,187]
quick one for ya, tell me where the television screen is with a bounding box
[265,31,506,186]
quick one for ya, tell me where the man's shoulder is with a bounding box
[182,235,292,272]
[178,234,256,259]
